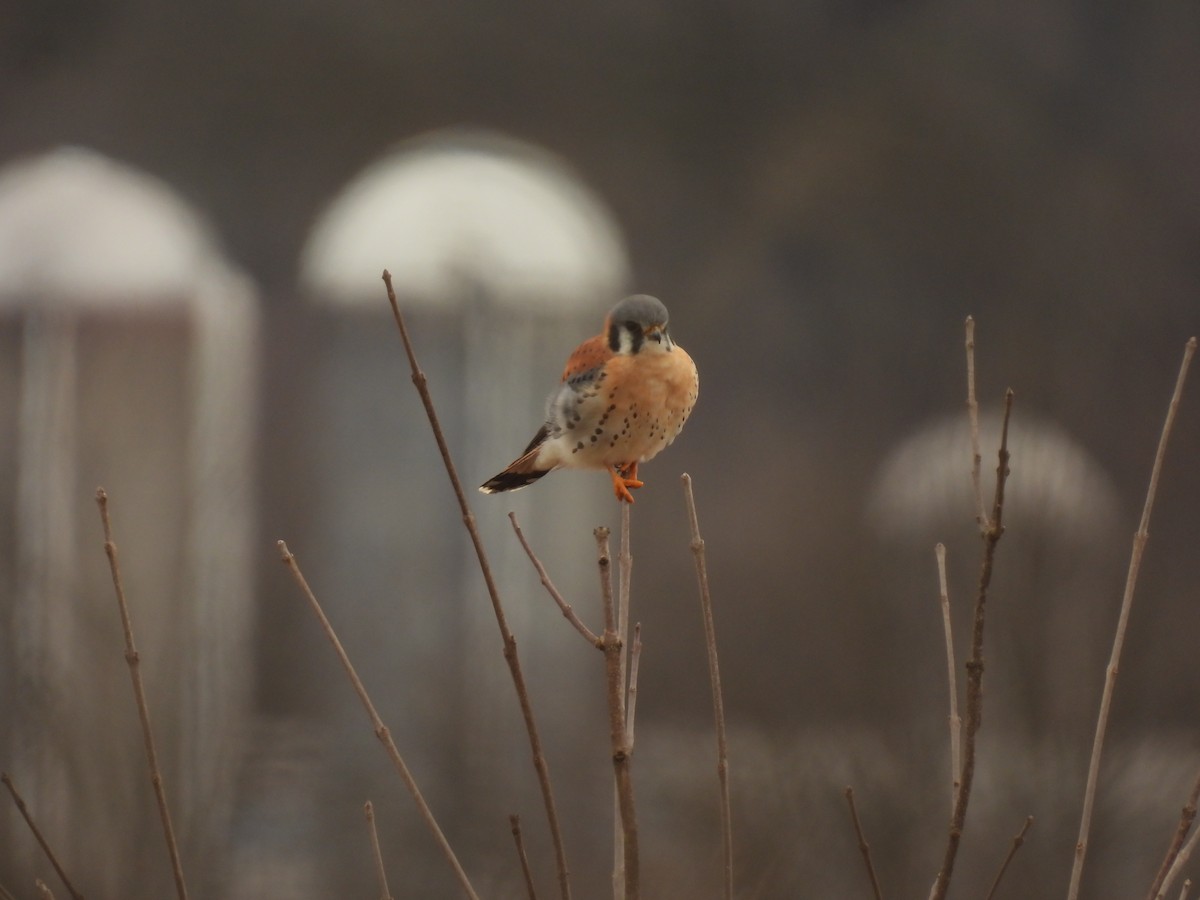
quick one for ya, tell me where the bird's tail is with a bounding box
[479,447,553,494]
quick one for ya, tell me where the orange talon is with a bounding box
[608,464,644,503]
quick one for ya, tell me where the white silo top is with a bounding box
[300,130,630,310]
[867,410,1121,543]
[0,146,226,308]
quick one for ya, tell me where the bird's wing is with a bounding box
[519,423,551,456]
[561,333,611,383]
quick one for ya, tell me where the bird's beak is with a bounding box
[646,324,671,347]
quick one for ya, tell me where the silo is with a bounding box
[0,147,258,898]
[287,129,631,891]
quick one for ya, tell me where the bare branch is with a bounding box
[0,773,84,900]
[965,316,986,530]
[1146,768,1200,900]
[682,473,733,900]
[35,881,56,900]
[983,816,1033,900]
[509,512,601,646]
[1157,817,1200,900]
[930,389,1014,900]
[363,801,393,900]
[625,624,643,750]
[617,502,633,719]
[383,270,572,899]
[935,542,961,813]
[509,815,539,900]
[611,502,635,900]
[1069,337,1197,900]
[277,541,479,900]
[595,527,639,899]
[844,786,884,900]
[95,488,188,900]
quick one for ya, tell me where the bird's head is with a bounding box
[606,294,674,355]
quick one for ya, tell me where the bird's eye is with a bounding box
[624,320,639,332]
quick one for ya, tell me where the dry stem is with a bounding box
[383,270,572,899]
[617,502,633,719]
[1180,879,1193,900]
[929,389,1014,900]
[363,801,393,900]
[95,488,188,900]
[1157,818,1200,900]
[965,317,986,529]
[35,881,56,900]
[1146,768,1200,900]
[681,473,733,900]
[277,541,479,900]
[0,772,83,900]
[509,512,601,646]
[844,786,884,900]
[935,543,961,813]
[983,815,1033,900]
[612,503,634,899]
[1068,337,1197,900]
[509,815,539,900]
[595,527,639,900]
[625,624,643,749]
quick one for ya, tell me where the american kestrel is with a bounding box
[480,294,699,503]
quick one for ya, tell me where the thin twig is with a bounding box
[965,316,987,530]
[509,512,601,646]
[617,502,633,719]
[1068,337,1197,900]
[983,815,1033,900]
[935,543,961,813]
[95,488,188,900]
[1157,817,1200,900]
[595,527,639,900]
[1180,879,1192,900]
[0,773,83,900]
[383,270,572,900]
[682,473,734,900]
[277,541,480,900]
[509,814,540,900]
[930,389,1014,900]
[625,624,643,750]
[613,503,634,900]
[35,881,56,900]
[1147,768,1200,900]
[363,801,394,900]
[844,786,884,900]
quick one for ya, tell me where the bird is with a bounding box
[480,294,698,503]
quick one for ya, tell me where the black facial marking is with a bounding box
[628,324,644,354]
[608,319,644,354]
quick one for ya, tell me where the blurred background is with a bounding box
[1,1,1199,897]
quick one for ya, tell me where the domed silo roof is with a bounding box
[0,145,229,307]
[299,129,629,310]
